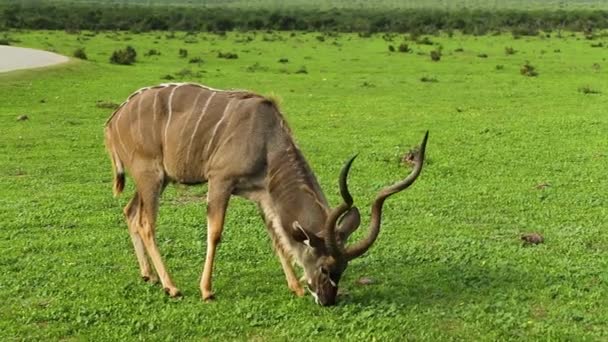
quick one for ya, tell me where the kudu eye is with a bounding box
[320,267,329,276]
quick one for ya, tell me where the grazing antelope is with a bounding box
[104,83,428,306]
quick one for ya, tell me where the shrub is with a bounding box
[505,46,517,55]
[388,45,395,52]
[315,35,325,42]
[520,61,538,77]
[420,76,438,83]
[398,43,411,53]
[416,36,434,45]
[246,62,268,72]
[73,47,87,60]
[578,86,601,94]
[217,52,238,59]
[430,50,441,61]
[145,49,161,56]
[178,48,188,58]
[110,46,137,65]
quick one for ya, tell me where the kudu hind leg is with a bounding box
[124,193,157,283]
[133,170,181,297]
[200,179,232,301]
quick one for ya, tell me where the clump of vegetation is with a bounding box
[73,47,87,60]
[505,46,517,55]
[109,46,137,65]
[178,48,188,58]
[420,76,438,83]
[246,62,269,72]
[96,101,119,109]
[161,74,175,80]
[398,43,412,53]
[578,86,601,94]
[189,57,204,64]
[315,35,325,42]
[175,68,201,78]
[416,36,434,45]
[454,47,464,52]
[0,38,10,45]
[495,64,504,70]
[145,49,161,57]
[361,81,375,88]
[388,45,395,52]
[590,42,604,48]
[278,58,289,63]
[217,52,238,59]
[295,66,308,74]
[430,50,441,61]
[477,53,488,58]
[520,61,538,77]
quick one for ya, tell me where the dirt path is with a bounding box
[0,45,69,73]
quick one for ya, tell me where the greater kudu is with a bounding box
[104,83,428,306]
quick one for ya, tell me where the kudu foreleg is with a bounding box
[200,179,232,301]
[265,224,305,297]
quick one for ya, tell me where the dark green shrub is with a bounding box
[109,46,137,65]
[217,52,238,59]
[73,47,87,60]
[430,50,441,61]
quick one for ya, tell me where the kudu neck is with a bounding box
[266,138,329,234]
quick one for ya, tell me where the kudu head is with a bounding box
[290,131,429,306]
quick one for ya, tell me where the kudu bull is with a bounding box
[104,83,428,306]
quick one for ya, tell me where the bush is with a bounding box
[420,76,438,83]
[398,43,411,53]
[0,39,10,46]
[578,86,601,94]
[178,48,188,58]
[520,61,538,77]
[109,46,137,65]
[430,50,441,61]
[505,46,517,55]
[388,45,395,52]
[145,49,161,56]
[217,52,238,59]
[73,47,87,60]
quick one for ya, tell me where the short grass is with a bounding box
[1,29,608,340]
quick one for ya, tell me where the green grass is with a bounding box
[1,30,608,340]
[9,0,608,10]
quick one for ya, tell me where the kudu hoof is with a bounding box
[164,287,182,298]
[142,275,159,284]
[202,292,215,302]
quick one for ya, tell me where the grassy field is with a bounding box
[1,29,608,340]
[9,0,608,10]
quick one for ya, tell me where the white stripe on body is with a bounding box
[185,92,217,165]
[204,98,235,158]
[163,84,183,149]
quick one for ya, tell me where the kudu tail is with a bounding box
[104,127,126,197]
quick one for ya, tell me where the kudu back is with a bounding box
[104,82,428,305]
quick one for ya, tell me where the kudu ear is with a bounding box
[337,207,361,243]
[291,221,325,249]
